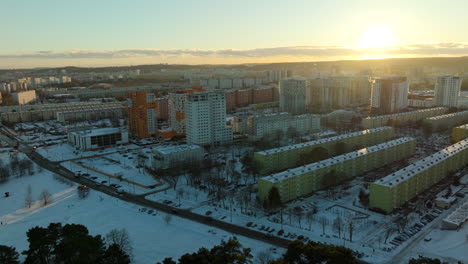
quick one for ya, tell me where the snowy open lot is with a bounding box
[0,152,283,263]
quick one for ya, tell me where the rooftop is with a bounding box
[443,198,468,227]
[364,107,447,120]
[154,144,202,155]
[70,127,126,137]
[425,110,468,121]
[262,137,415,183]
[375,139,468,187]
[256,126,393,155]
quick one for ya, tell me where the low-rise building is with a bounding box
[68,127,129,150]
[254,126,395,175]
[442,198,468,230]
[258,137,416,203]
[152,144,204,170]
[370,139,468,213]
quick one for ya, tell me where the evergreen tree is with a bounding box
[0,245,19,264]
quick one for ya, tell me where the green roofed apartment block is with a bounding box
[254,126,395,175]
[362,107,448,129]
[452,124,468,143]
[423,110,468,132]
[370,139,468,214]
[258,137,416,203]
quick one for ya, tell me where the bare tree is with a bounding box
[347,218,355,242]
[25,184,33,208]
[39,189,53,206]
[319,216,328,234]
[106,228,133,259]
[176,188,184,204]
[163,214,172,225]
[306,210,315,231]
[333,216,343,239]
[256,250,272,264]
[384,223,397,243]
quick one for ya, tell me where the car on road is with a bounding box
[205,211,212,216]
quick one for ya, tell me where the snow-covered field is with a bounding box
[0,152,282,263]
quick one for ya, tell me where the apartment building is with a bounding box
[168,87,205,135]
[152,144,204,170]
[12,90,36,105]
[370,76,409,114]
[423,110,468,132]
[185,92,233,146]
[246,112,320,140]
[307,76,370,109]
[434,76,461,108]
[362,107,448,129]
[370,139,468,213]
[258,137,416,203]
[127,91,158,138]
[254,126,395,175]
[279,78,307,115]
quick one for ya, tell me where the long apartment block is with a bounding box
[452,124,468,143]
[258,137,416,203]
[254,126,395,175]
[423,110,468,132]
[362,107,448,129]
[370,139,468,213]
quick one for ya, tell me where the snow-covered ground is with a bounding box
[0,152,283,263]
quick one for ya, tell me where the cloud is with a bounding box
[1,43,468,61]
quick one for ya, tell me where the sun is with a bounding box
[358,25,395,49]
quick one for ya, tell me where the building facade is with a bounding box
[307,76,370,109]
[279,78,307,115]
[434,76,461,108]
[452,124,468,143]
[185,92,233,146]
[12,90,36,105]
[258,137,416,203]
[423,110,468,132]
[362,107,448,129]
[246,112,320,140]
[68,127,129,150]
[254,126,395,175]
[127,91,158,138]
[370,76,409,114]
[370,139,468,213]
[152,144,204,170]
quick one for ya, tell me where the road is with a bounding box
[0,128,292,249]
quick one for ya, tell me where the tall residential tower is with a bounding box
[434,76,461,108]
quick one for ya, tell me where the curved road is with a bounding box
[0,129,292,249]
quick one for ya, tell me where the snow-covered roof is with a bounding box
[363,107,447,120]
[443,198,468,227]
[425,110,468,121]
[256,126,392,156]
[70,127,125,137]
[261,137,415,183]
[455,124,468,130]
[375,139,468,187]
[153,144,202,155]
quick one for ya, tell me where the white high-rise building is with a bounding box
[434,76,461,108]
[370,76,409,114]
[279,78,307,115]
[185,92,233,146]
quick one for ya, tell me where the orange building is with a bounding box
[127,91,158,138]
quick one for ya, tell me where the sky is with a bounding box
[1,0,468,68]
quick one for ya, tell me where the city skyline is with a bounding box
[2,0,468,68]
